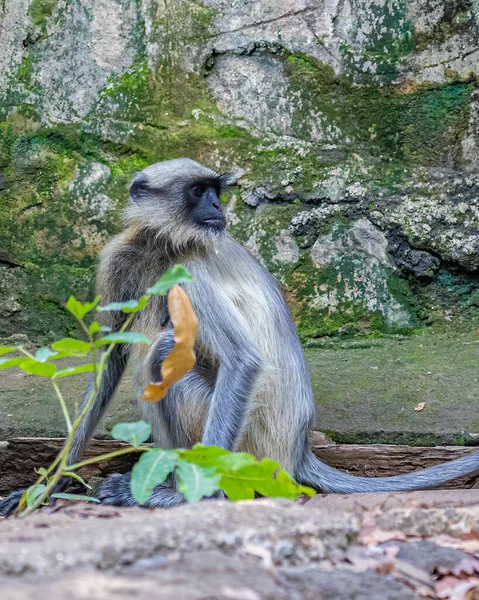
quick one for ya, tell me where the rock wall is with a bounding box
[1,0,479,342]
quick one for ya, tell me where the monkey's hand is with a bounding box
[96,472,140,507]
[0,489,24,517]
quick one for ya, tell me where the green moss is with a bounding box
[323,430,475,446]
[16,54,34,84]
[0,264,94,342]
[283,256,382,338]
[307,332,479,445]
[28,0,57,25]
[336,1,413,81]
[414,3,473,52]
[283,53,475,168]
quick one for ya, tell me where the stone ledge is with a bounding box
[3,494,479,599]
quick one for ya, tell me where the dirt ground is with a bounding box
[1,332,479,445]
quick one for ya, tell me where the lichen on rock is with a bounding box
[0,0,479,341]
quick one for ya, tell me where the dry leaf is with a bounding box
[449,581,479,600]
[434,535,479,554]
[375,561,395,575]
[466,584,479,600]
[436,576,470,598]
[415,402,426,412]
[393,558,434,588]
[142,285,198,402]
[438,557,479,578]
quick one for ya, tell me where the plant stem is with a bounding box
[79,319,92,341]
[19,347,35,360]
[51,381,72,433]
[19,311,140,516]
[20,424,76,517]
[67,446,150,470]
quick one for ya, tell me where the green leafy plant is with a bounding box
[0,265,315,516]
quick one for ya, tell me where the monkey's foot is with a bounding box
[97,473,139,507]
[0,489,24,517]
[97,472,185,508]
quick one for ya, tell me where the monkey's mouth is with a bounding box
[202,217,226,230]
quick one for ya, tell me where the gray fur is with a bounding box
[69,346,129,466]
[2,157,479,517]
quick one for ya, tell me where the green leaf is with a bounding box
[26,484,46,506]
[20,359,57,378]
[52,338,92,355]
[46,351,78,361]
[0,346,18,356]
[96,332,150,346]
[219,458,315,502]
[274,469,316,498]
[66,295,101,319]
[176,461,221,503]
[111,420,152,447]
[98,296,149,314]
[130,449,178,504]
[0,356,28,371]
[179,445,256,472]
[50,493,100,503]
[146,265,193,296]
[34,467,52,484]
[35,347,58,362]
[62,471,92,490]
[89,321,101,334]
[53,363,103,379]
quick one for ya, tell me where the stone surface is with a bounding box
[0,499,359,576]
[1,552,290,600]
[307,489,479,512]
[395,540,471,574]
[2,494,479,599]
[280,567,421,600]
[0,0,479,341]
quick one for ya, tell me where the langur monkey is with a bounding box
[2,157,479,513]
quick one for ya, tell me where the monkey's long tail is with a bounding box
[299,449,479,493]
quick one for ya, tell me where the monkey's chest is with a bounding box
[220,279,273,344]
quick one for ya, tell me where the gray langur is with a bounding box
[2,157,479,513]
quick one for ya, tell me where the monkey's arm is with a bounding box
[66,345,129,466]
[193,289,263,451]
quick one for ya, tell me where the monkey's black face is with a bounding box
[185,179,226,232]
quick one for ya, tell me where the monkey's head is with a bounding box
[124,158,232,252]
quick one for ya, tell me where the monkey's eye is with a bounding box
[191,184,206,198]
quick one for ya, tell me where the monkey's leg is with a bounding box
[98,335,215,508]
[68,346,129,465]
[201,343,263,450]
[98,370,214,508]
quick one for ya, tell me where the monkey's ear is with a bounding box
[217,172,237,190]
[129,174,150,202]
